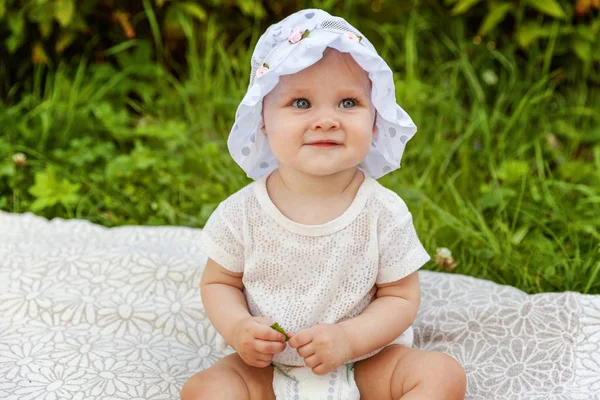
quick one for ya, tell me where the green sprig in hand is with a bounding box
[270,322,291,341]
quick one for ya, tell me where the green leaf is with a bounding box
[525,0,566,19]
[572,39,592,63]
[30,197,58,212]
[7,11,24,33]
[497,160,530,184]
[576,25,595,42]
[0,0,6,19]
[0,162,15,177]
[511,226,530,246]
[516,23,552,48]
[28,168,81,211]
[5,34,23,53]
[175,2,206,21]
[479,3,514,35]
[451,0,483,15]
[558,160,598,184]
[39,20,53,39]
[270,322,290,341]
[478,186,517,210]
[55,0,75,27]
[56,31,76,53]
[236,0,265,18]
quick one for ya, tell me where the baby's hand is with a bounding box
[288,323,353,376]
[232,316,287,368]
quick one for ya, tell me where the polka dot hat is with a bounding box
[228,8,418,180]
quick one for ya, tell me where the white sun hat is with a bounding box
[228,8,418,180]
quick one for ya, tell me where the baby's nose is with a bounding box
[311,116,340,131]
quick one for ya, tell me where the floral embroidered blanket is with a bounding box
[0,211,599,399]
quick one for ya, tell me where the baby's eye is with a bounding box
[339,98,357,109]
[292,98,311,109]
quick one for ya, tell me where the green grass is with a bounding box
[1,8,599,295]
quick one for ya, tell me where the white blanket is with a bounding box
[0,211,599,399]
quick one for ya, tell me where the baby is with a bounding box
[181,9,466,400]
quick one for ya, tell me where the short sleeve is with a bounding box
[376,197,430,285]
[201,201,245,273]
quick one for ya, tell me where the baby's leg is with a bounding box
[180,353,275,400]
[354,345,466,400]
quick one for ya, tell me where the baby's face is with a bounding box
[262,49,376,177]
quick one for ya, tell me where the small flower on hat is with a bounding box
[345,32,362,42]
[288,27,310,43]
[256,63,269,78]
[434,247,458,271]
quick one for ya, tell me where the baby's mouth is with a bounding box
[306,140,342,147]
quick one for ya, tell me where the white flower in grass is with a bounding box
[498,296,558,336]
[129,255,188,296]
[86,358,142,396]
[97,289,156,338]
[73,261,129,291]
[0,341,54,380]
[115,333,171,362]
[52,334,115,368]
[154,287,205,336]
[52,286,114,325]
[15,365,89,400]
[482,338,553,395]
[12,152,27,167]
[172,321,226,371]
[443,306,507,343]
[434,247,457,271]
[0,279,53,320]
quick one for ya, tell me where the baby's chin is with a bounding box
[287,162,363,178]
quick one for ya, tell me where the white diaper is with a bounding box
[272,363,360,400]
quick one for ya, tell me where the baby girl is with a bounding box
[181,9,466,400]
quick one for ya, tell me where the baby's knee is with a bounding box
[425,352,467,399]
[180,365,249,400]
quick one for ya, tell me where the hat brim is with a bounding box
[228,29,417,180]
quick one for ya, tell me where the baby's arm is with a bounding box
[201,258,251,343]
[201,258,286,367]
[338,270,420,359]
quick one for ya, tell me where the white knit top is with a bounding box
[201,173,431,366]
